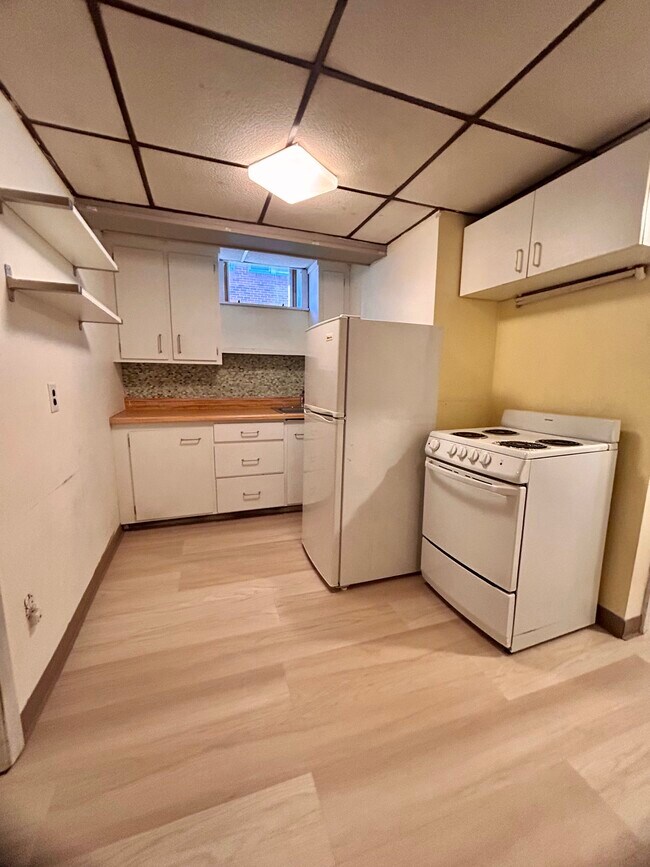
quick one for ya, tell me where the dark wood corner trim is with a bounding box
[596,604,642,640]
[20,526,123,740]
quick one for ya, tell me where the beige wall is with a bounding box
[433,212,498,430]
[0,93,123,708]
[491,274,650,619]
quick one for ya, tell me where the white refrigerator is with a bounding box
[302,315,441,588]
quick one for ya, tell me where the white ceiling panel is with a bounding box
[129,0,336,60]
[141,149,267,221]
[297,77,462,195]
[35,126,148,204]
[402,127,574,214]
[265,189,380,237]
[485,0,650,150]
[352,200,433,243]
[0,0,126,136]
[103,7,308,165]
[327,0,592,114]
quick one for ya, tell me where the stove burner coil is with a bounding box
[497,440,548,450]
[451,431,488,439]
[536,438,582,447]
[483,428,519,435]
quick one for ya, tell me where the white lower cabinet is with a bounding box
[113,417,304,524]
[128,426,216,522]
[285,420,304,505]
[217,474,286,513]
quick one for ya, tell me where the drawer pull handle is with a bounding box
[157,333,163,354]
[180,437,201,445]
[294,433,304,440]
[240,431,259,438]
[177,334,182,354]
[243,491,261,500]
[241,458,260,466]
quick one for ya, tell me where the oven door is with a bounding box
[422,458,526,592]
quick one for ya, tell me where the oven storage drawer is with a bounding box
[422,458,526,592]
[217,473,286,513]
[214,440,284,478]
[421,537,515,648]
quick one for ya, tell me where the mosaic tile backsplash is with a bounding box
[120,354,304,399]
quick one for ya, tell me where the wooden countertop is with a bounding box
[110,397,304,426]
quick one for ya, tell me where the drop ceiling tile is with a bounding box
[141,149,267,221]
[297,77,462,195]
[103,6,308,165]
[129,0,336,60]
[265,189,380,237]
[0,0,126,136]
[327,0,592,114]
[35,126,148,204]
[352,201,433,243]
[485,0,650,150]
[401,127,574,214]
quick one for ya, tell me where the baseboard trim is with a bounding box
[596,604,642,640]
[20,525,123,740]
[124,505,302,531]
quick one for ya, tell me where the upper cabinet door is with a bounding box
[528,132,650,277]
[460,194,535,297]
[168,253,222,363]
[114,247,171,360]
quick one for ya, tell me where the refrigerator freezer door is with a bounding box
[301,408,345,587]
[304,316,348,417]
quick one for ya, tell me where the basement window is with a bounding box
[220,261,309,310]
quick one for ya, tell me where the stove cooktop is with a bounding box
[428,425,612,459]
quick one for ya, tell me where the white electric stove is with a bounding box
[421,409,620,651]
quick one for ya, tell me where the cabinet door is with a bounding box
[129,427,216,521]
[114,247,171,360]
[460,194,534,296]
[528,132,650,277]
[285,420,304,505]
[168,253,221,363]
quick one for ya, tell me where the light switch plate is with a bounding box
[47,383,59,413]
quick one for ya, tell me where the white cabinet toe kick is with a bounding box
[113,418,304,524]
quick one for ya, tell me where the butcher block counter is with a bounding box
[110,397,304,426]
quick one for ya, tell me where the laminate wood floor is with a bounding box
[2,512,650,866]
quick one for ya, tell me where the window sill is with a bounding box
[220,301,309,312]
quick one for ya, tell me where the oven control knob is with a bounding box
[428,438,440,453]
[459,447,467,459]
[449,445,457,457]
[480,453,492,467]
[470,449,479,463]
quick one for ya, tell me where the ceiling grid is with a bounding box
[0,0,648,246]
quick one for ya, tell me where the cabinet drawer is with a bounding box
[215,440,284,478]
[213,421,284,443]
[217,474,286,513]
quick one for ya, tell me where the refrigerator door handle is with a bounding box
[304,407,338,424]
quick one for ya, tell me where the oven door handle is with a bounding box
[426,459,519,498]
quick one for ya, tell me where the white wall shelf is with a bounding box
[0,188,117,272]
[5,265,122,326]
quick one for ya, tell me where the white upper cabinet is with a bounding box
[114,247,171,360]
[168,253,221,363]
[460,130,650,300]
[114,246,222,363]
[528,132,650,278]
[459,194,534,297]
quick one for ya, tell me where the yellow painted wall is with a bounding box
[434,212,499,429]
[491,273,650,618]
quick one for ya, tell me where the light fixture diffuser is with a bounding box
[247,144,337,204]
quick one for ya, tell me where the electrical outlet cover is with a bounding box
[47,383,59,413]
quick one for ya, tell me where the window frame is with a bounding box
[219,260,309,311]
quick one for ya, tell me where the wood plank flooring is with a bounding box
[1,512,650,866]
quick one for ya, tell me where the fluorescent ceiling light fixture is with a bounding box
[248,144,337,204]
